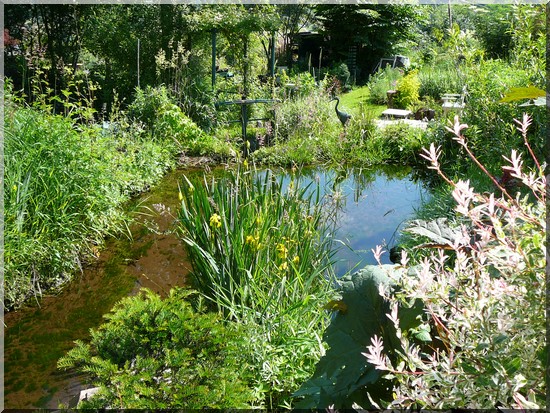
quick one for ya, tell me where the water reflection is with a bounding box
[277,166,429,276]
[3,164,427,409]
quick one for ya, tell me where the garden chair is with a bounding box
[442,86,467,115]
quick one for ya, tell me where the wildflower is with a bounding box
[209,213,222,229]
[178,191,183,201]
[276,243,288,260]
[245,234,260,249]
[279,262,288,271]
[243,159,248,169]
[288,180,295,192]
[292,255,300,265]
[12,185,17,191]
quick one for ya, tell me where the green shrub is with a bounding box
[320,115,547,409]
[393,69,420,110]
[58,288,258,408]
[416,57,543,183]
[129,85,203,141]
[367,66,403,105]
[459,59,543,170]
[129,85,236,158]
[293,71,319,97]
[4,104,125,308]
[318,111,378,166]
[370,122,426,165]
[418,63,463,100]
[328,62,351,89]
[364,116,546,408]
[252,138,324,167]
[3,83,178,309]
[270,87,339,144]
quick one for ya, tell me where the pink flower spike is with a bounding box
[363,335,386,370]
[502,150,523,178]
[452,180,474,215]
[420,143,441,169]
[445,116,469,140]
[400,249,410,267]
[487,193,495,216]
[514,113,533,136]
[388,302,399,325]
[371,245,385,265]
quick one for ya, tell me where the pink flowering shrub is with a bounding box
[364,114,546,408]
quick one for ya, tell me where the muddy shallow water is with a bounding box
[3,165,428,409]
[4,169,193,409]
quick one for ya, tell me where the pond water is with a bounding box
[312,167,428,275]
[272,166,428,275]
[3,164,428,409]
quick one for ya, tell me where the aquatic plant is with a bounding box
[177,163,338,407]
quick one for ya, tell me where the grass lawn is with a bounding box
[338,85,387,118]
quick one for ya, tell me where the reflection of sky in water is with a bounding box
[330,173,428,276]
[280,168,429,277]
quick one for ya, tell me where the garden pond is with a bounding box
[4,164,429,409]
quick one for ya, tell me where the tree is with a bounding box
[4,4,89,98]
[81,5,161,109]
[276,5,316,67]
[314,5,421,80]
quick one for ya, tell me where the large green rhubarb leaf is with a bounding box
[294,265,423,409]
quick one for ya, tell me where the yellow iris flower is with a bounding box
[209,213,222,229]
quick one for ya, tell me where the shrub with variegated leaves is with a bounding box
[364,114,546,409]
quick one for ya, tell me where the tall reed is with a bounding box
[177,163,339,407]
[4,82,178,309]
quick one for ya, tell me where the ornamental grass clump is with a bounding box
[4,95,128,308]
[364,114,545,409]
[177,164,338,407]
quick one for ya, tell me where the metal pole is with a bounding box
[318,47,322,83]
[270,32,276,96]
[137,38,140,88]
[212,30,217,91]
[241,103,249,157]
[270,31,276,78]
[243,35,248,98]
[448,0,453,29]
